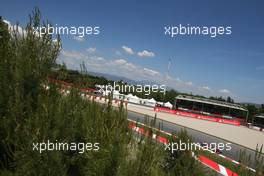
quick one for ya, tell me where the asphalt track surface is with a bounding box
[126,109,264,168]
[96,97,263,168]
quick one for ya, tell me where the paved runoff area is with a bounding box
[127,103,264,151]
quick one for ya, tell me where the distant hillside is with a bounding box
[241,102,262,108]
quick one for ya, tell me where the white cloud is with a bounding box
[200,86,211,91]
[59,48,243,101]
[59,49,205,95]
[88,55,105,62]
[3,19,27,36]
[59,50,106,71]
[124,62,137,70]
[73,36,85,42]
[3,19,11,25]
[2,19,65,46]
[61,50,85,59]
[59,49,161,81]
[122,46,134,55]
[137,50,155,58]
[219,89,231,94]
[113,59,127,65]
[143,68,160,76]
[109,59,138,72]
[86,47,96,53]
[185,81,193,86]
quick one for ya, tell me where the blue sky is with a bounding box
[1,0,264,103]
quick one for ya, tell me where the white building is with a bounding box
[142,98,157,107]
[125,94,141,104]
[164,101,173,109]
[113,90,125,100]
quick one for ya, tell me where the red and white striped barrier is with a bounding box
[217,153,256,172]
[128,122,169,144]
[192,143,258,173]
[128,120,244,176]
[198,155,238,176]
[154,107,241,126]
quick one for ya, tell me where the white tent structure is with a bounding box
[113,90,125,100]
[126,94,141,104]
[149,98,156,103]
[141,98,156,107]
[164,101,173,109]
[156,101,164,106]
[125,93,133,100]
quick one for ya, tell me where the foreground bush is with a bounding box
[0,8,208,176]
